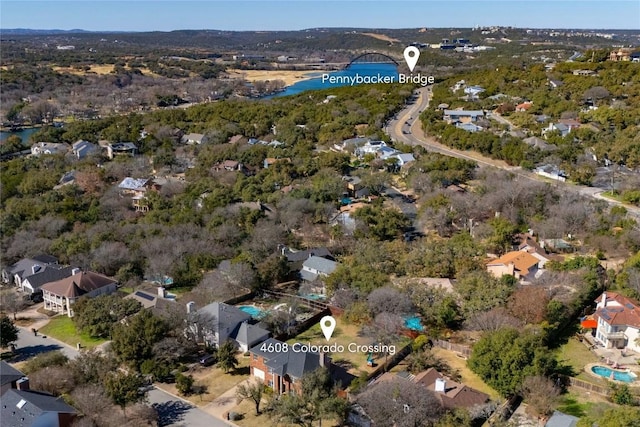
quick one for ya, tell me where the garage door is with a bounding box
[253,368,265,380]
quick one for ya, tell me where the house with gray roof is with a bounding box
[181,133,207,145]
[192,302,270,352]
[545,411,578,427]
[1,361,26,395]
[249,338,329,394]
[300,256,339,282]
[443,110,485,124]
[71,140,100,159]
[523,136,557,151]
[20,266,74,295]
[1,388,76,427]
[2,255,58,285]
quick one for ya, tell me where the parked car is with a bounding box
[200,354,216,366]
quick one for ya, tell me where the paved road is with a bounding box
[385,86,640,221]
[11,315,229,427]
[13,326,80,361]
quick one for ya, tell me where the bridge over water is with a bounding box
[346,52,400,69]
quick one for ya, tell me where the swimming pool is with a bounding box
[238,305,266,318]
[304,293,327,301]
[404,316,424,331]
[591,365,636,383]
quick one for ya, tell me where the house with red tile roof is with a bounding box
[486,251,540,280]
[594,292,640,352]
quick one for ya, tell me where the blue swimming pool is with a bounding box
[238,305,266,318]
[304,293,327,301]
[404,316,424,331]
[591,365,636,383]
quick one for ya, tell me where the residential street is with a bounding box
[8,306,232,427]
[385,86,640,221]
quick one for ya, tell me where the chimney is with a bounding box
[16,377,30,391]
[71,267,81,275]
[602,292,607,308]
[434,378,446,393]
[186,301,196,314]
[158,287,166,298]
[32,265,41,274]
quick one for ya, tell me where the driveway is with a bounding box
[148,388,235,427]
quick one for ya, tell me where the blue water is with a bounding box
[340,197,353,206]
[591,366,636,383]
[238,305,266,318]
[304,293,327,301]
[0,127,39,143]
[270,63,399,98]
[404,316,425,331]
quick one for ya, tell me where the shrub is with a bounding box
[175,373,194,395]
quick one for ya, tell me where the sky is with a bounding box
[1,1,639,31]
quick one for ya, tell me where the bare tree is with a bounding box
[464,307,523,332]
[367,287,413,317]
[507,287,550,324]
[357,378,444,427]
[0,291,26,320]
[520,375,560,419]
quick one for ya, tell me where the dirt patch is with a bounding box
[361,33,401,43]
[227,69,317,86]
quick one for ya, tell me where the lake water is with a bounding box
[270,63,399,98]
[0,127,39,144]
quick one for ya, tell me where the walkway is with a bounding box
[202,378,252,420]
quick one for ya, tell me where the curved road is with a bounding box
[385,86,640,221]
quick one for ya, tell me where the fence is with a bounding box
[262,289,329,311]
[432,339,472,357]
[563,375,609,396]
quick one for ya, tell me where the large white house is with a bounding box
[41,270,118,317]
[594,292,640,353]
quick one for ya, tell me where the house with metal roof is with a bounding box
[71,140,100,159]
[594,292,640,352]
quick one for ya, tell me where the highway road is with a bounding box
[385,86,640,221]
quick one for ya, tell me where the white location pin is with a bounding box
[403,46,420,72]
[320,315,337,341]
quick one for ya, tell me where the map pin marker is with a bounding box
[403,46,420,72]
[320,315,336,341]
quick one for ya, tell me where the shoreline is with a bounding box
[226,69,319,87]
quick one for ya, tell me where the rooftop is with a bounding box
[250,338,323,379]
[1,389,76,427]
[595,292,640,327]
[487,251,539,273]
[40,271,116,298]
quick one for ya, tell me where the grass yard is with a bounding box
[430,347,500,400]
[157,356,251,407]
[287,316,410,376]
[557,390,613,419]
[554,338,603,382]
[38,316,106,349]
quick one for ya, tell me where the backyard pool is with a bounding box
[404,315,425,331]
[304,293,327,301]
[591,365,636,383]
[238,305,267,319]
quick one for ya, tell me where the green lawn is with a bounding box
[38,316,106,349]
[557,391,613,419]
[554,338,601,379]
